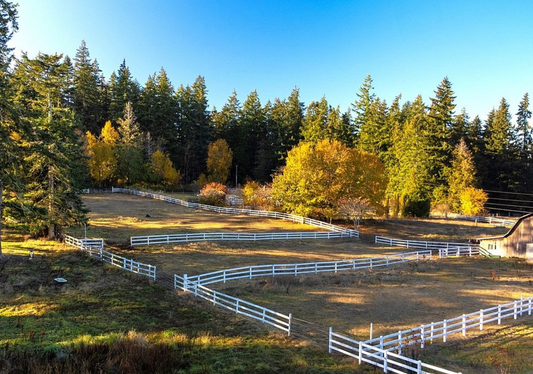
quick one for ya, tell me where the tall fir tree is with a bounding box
[73,40,106,134]
[115,102,144,185]
[426,77,456,190]
[515,93,532,191]
[352,74,375,140]
[0,0,19,256]
[11,53,86,238]
[108,60,140,122]
[236,90,264,180]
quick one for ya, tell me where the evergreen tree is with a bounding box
[0,0,19,256]
[115,102,144,184]
[109,60,140,122]
[73,40,105,133]
[236,90,264,180]
[301,97,329,143]
[352,74,375,140]
[176,76,211,183]
[482,98,518,191]
[447,140,478,212]
[11,53,86,238]
[357,97,390,159]
[426,77,456,189]
[451,108,469,147]
[516,93,532,155]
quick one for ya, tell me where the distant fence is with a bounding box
[375,236,480,254]
[430,212,515,227]
[131,231,353,246]
[64,235,156,280]
[174,274,292,335]
[112,188,359,238]
[181,250,432,287]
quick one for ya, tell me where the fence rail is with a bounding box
[174,274,292,335]
[375,236,479,252]
[180,250,432,287]
[430,212,516,227]
[131,231,352,246]
[329,330,461,374]
[64,235,156,280]
[363,296,533,354]
[112,187,359,238]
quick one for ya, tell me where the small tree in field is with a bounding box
[199,182,227,206]
[151,150,181,188]
[242,181,274,210]
[338,197,373,228]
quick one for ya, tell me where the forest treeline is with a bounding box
[1,1,532,245]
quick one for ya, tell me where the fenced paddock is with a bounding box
[112,187,359,238]
[64,235,156,280]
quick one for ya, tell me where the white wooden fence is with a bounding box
[174,274,292,335]
[362,296,533,353]
[181,250,432,287]
[375,236,480,257]
[112,187,358,238]
[431,212,515,227]
[131,230,353,246]
[64,235,157,280]
[329,330,461,374]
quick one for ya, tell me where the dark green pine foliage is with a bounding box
[72,41,106,133]
[515,93,532,191]
[108,60,140,122]
[482,98,519,191]
[176,76,211,183]
[352,74,376,141]
[301,97,351,145]
[138,69,178,161]
[236,90,264,181]
[426,77,456,189]
[253,101,278,182]
[0,0,19,255]
[11,53,86,239]
[271,88,304,166]
[358,97,390,159]
[451,108,470,147]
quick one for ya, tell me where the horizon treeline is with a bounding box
[1,3,532,241]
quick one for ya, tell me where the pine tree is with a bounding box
[115,102,144,184]
[109,60,140,122]
[357,97,390,159]
[236,90,264,180]
[0,0,19,256]
[11,53,86,238]
[301,97,329,143]
[426,77,456,189]
[516,93,532,155]
[73,40,105,133]
[352,75,375,140]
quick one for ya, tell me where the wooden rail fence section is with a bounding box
[64,235,157,280]
[330,296,533,373]
[111,188,359,241]
[174,274,292,335]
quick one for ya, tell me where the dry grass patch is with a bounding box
[68,194,320,244]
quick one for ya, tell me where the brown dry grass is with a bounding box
[68,194,319,244]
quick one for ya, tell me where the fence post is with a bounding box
[529,298,532,316]
[358,341,362,364]
[521,295,524,316]
[236,299,239,313]
[183,274,188,291]
[417,360,422,374]
[443,320,447,343]
[430,322,434,343]
[288,313,292,336]
[398,331,402,355]
[380,336,384,351]
[370,258,373,270]
[328,327,332,353]
[462,314,466,336]
[383,350,388,373]
[498,305,501,324]
[480,310,484,331]
[514,301,518,319]
[153,266,156,280]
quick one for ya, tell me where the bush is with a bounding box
[242,181,274,210]
[402,197,430,217]
[198,182,227,206]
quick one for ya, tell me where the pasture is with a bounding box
[5,192,531,373]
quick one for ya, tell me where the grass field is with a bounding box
[2,193,530,373]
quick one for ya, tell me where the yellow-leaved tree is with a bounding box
[86,121,119,186]
[272,138,387,220]
[151,150,181,188]
[206,139,233,183]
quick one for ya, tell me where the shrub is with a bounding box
[198,182,227,206]
[460,187,488,216]
[242,181,274,210]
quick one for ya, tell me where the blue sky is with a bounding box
[10,0,533,120]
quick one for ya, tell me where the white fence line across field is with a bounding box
[430,212,516,227]
[329,329,461,374]
[362,296,533,354]
[174,274,292,335]
[112,187,359,238]
[181,250,433,287]
[64,235,157,280]
[375,236,481,255]
[131,231,353,246]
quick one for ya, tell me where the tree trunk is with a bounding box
[48,166,55,240]
[0,179,4,258]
